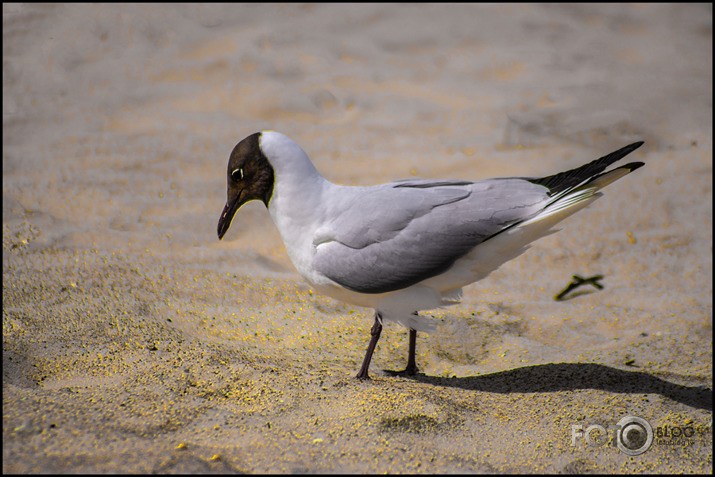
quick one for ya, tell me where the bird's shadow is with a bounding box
[407,362,712,411]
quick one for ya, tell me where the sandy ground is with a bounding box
[3,3,712,473]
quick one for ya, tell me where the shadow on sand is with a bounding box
[408,362,712,410]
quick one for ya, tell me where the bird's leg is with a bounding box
[385,312,420,376]
[404,328,418,376]
[356,312,383,380]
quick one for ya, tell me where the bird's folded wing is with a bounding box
[312,178,548,294]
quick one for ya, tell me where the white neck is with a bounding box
[259,131,333,272]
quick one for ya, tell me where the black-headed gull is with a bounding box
[217,131,644,379]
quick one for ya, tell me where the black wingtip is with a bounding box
[621,141,645,155]
[528,141,645,196]
[603,141,645,162]
[622,161,645,172]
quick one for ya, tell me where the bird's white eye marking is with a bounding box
[231,168,244,181]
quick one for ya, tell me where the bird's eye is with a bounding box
[231,168,244,182]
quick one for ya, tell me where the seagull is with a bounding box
[217,131,644,379]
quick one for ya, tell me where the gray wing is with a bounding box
[312,178,549,294]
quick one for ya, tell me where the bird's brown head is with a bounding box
[217,132,275,240]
